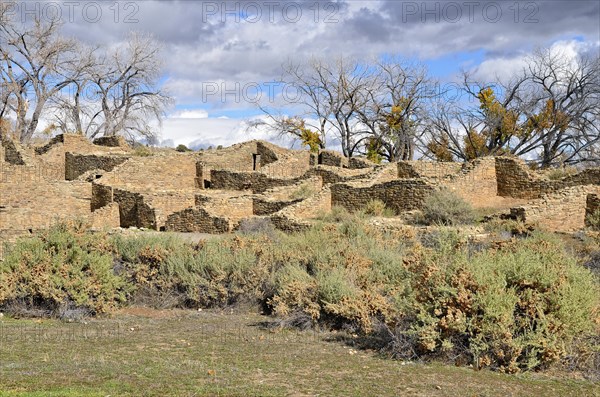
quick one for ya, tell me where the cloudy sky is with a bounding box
[8,0,600,148]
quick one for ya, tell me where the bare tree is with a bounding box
[256,56,374,157]
[519,48,600,166]
[426,48,600,167]
[85,33,172,140]
[50,33,171,141]
[0,12,171,144]
[356,58,436,162]
[0,17,94,142]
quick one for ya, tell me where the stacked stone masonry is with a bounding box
[2,133,600,247]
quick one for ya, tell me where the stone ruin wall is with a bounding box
[495,157,600,199]
[165,207,231,234]
[442,158,498,206]
[0,134,26,165]
[3,133,600,249]
[65,153,130,181]
[270,187,332,232]
[510,185,600,232]
[331,179,436,213]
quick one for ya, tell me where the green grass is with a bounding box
[0,310,598,397]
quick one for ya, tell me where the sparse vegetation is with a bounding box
[237,217,278,238]
[133,146,153,157]
[289,184,316,200]
[363,199,396,217]
[1,220,598,376]
[421,189,476,226]
[586,209,600,231]
[546,166,579,180]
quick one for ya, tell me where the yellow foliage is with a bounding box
[427,135,454,162]
[525,99,570,136]
[384,98,411,132]
[366,137,383,164]
[464,130,489,160]
[282,117,322,153]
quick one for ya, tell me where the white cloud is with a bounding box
[169,109,209,119]
[471,39,599,83]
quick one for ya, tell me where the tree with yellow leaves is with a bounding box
[426,48,599,167]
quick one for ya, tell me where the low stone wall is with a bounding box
[269,187,332,232]
[397,161,462,179]
[210,169,308,193]
[331,179,436,213]
[254,198,301,216]
[165,208,231,233]
[510,185,600,232]
[307,166,374,185]
[496,157,600,200]
[92,136,129,148]
[65,153,129,180]
[348,157,374,169]
[318,150,347,167]
[90,202,120,229]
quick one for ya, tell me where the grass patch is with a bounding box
[288,184,316,200]
[0,310,598,396]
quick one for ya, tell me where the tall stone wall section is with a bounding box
[0,134,26,165]
[442,158,498,206]
[112,188,156,229]
[0,166,95,233]
[105,154,196,191]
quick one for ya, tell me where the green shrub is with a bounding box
[134,146,153,157]
[422,189,476,225]
[237,218,278,238]
[586,209,600,231]
[289,184,315,200]
[317,205,359,223]
[363,199,396,217]
[483,218,535,236]
[0,225,128,316]
[175,144,191,152]
[1,221,598,374]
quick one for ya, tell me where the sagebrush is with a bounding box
[0,219,598,374]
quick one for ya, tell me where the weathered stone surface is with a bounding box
[2,134,600,248]
[165,207,230,233]
[65,153,129,180]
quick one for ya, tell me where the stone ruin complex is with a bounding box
[2,133,600,257]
